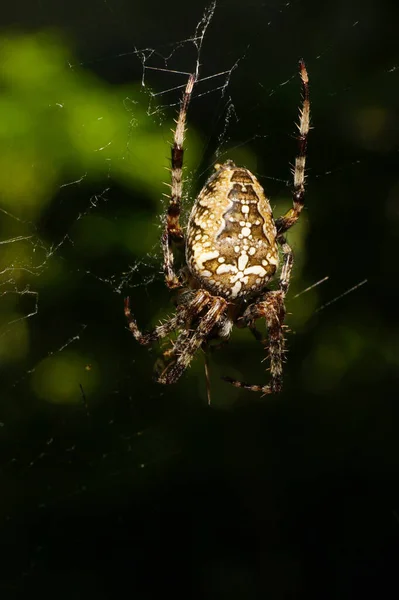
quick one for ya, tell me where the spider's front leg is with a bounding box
[224,291,287,394]
[162,74,196,289]
[157,296,228,385]
[124,297,184,346]
[223,238,293,395]
[124,288,209,346]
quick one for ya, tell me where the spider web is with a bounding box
[0,0,398,594]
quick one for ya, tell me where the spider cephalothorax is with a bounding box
[125,61,310,396]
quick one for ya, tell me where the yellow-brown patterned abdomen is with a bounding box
[186,161,279,300]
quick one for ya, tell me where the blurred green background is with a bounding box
[0,0,399,597]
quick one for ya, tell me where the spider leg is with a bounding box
[124,297,183,345]
[223,291,286,394]
[124,289,209,346]
[153,290,212,377]
[275,60,310,235]
[162,74,196,289]
[223,236,293,394]
[157,296,227,385]
[278,235,294,295]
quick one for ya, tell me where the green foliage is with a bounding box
[0,32,200,402]
[0,31,198,218]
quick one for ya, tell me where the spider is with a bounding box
[125,61,310,396]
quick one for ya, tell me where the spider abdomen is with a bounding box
[186,160,279,300]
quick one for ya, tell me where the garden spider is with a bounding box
[125,61,310,396]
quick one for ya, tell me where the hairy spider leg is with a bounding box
[162,74,196,289]
[158,296,227,385]
[153,290,213,378]
[276,60,310,234]
[124,288,210,346]
[223,290,286,394]
[277,235,294,294]
[223,238,293,394]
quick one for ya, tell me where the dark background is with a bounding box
[1,0,399,597]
